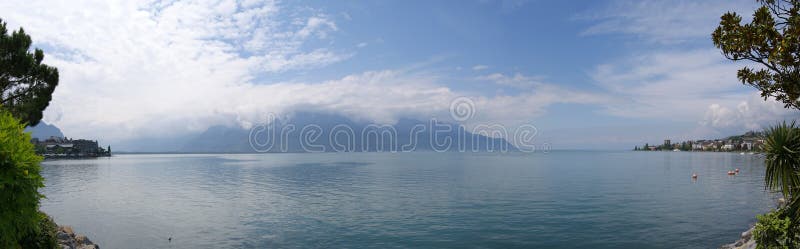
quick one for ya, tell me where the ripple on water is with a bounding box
[39,152,776,249]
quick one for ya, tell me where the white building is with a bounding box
[742,141,754,150]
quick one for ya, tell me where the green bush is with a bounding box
[0,108,46,248]
[754,209,800,249]
[17,211,58,249]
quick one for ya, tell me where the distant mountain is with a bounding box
[25,121,64,140]
[181,125,252,153]
[114,134,194,152]
[178,112,518,153]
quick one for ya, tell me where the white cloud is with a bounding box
[7,0,789,150]
[591,48,800,139]
[464,81,614,128]
[578,0,756,43]
[0,0,351,141]
[576,0,800,143]
[340,12,352,21]
[48,64,612,144]
[1,0,614,146]
[591,49,749,120]
[700,93,798,131]
[295,15,338,39]
[477,72,542,88]
[471,65,489,71]
[702,104,737,129]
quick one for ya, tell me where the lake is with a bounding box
[40,151,777,248]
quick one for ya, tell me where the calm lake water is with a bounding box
[40,151,777,249]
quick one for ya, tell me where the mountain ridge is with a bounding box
[25,121,65,140]
[180,112,518,153]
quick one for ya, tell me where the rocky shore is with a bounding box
[720,198,788,248]
[57,226,99,249]
[720,226,755,249]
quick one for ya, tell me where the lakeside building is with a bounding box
[635,131,765,152]
[31,136,111,158]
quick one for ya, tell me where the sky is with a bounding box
[2,0,799,150]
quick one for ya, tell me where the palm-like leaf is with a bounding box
[764,121,800,198]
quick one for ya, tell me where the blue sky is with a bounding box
[2,0,797,149]
[272,1,610,83]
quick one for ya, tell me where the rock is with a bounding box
[60,226,75,236]
[741,227,753,241]
[77,244,99,249]
[57,230,76,249]
[56,230,72,241]
[75,234,93,245]
[720,226,757,249]
[55,225,98,249]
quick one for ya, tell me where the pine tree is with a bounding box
[0,18,59,126]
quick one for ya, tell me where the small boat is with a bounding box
[692,173,698,179]
[727,171,736,175]
[735,168,740,173]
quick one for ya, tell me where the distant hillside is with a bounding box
[724,130,766,141]
[635,130,767,151]
[181,125,252,152]
[179,112,518,153]
[24,121,64,139]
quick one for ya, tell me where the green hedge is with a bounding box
[0,108,46,248]
[754,209,800,249]
[17,211,57,249]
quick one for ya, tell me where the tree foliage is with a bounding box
[760,121,800,248]
[0,107,45,248]
[17,212,58,249]
[0,18,58,126]
[764,121,800,198]
[754,209,799,249]
[712,0,800,109]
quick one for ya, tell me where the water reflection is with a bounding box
[40,152,777,249]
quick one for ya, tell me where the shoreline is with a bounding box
[720,226,756,249]
[57,225,99,249]
[720,198,786,248]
